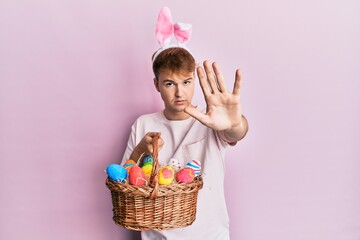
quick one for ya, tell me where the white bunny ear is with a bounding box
[174,23,192,45]
[155,7,174,47]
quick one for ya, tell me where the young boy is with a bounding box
[121,47,248,240]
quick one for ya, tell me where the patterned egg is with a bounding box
[123,159,137,172]
[158,166,175,185]
[186,160,201,176]
[168,158,181,172]
[176,167,195,183]
[143,155,153,166]
[141,164,153,177]
[106,164,127,182]
[129,165,146,186]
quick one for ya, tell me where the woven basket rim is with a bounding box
[106,175,203,198]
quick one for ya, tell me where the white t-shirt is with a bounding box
[121,111,234,240]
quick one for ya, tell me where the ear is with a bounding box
[155,7,173,47]
[153,78,160,92]
[174,23,192,45]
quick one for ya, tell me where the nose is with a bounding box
[175,85,184,97]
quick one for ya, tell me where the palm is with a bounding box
[185,61,243,131]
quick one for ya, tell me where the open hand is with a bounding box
[185,61,243,131]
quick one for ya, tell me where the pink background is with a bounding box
[1,1,359,240]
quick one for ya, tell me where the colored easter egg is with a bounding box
[158,166,175,185]
[143,155,153,166]
[186,160,201,176]
[129,165,146,186]
[123,159,136,172]
[106,164,127,182]
[141,164,153,176]
[176,167,195,183]
[168,158,181,172]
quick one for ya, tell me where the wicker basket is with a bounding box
[106,133,203,231]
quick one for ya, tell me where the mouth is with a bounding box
[174,100,187,105]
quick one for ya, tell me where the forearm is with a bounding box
[218,115,249,143]
[129,145,146,163]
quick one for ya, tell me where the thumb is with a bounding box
[184,105,209,125]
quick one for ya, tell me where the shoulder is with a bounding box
[135,111,163,123]
[131,111,164,130]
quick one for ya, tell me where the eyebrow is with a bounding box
[163,78,193,82]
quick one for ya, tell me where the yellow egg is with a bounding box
[158,166,174,185]
[141,164,153,176]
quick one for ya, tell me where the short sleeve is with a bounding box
[120,122,137,164]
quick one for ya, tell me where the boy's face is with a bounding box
[154,70,195,120]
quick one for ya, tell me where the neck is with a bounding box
[163,110,191,121]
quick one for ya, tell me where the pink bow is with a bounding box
[155,7,192,47]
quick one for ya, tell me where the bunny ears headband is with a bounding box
[153,7,192,61]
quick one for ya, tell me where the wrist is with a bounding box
[129,146,146,163]
[220,115,249,143]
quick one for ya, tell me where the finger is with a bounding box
[144,132,160,148]
[147,146,153,154]
[139,137,153,154]
[145,133,161,154]
[232,69,242,95]
[212,62,228,93]
[184,105,210,126]
[158,137,164,147]
[196,65,212,97]
[146,132,161,139]
[158,137,164,151]
[203,60,219,93]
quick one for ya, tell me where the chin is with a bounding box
[168,106,185,114]
[173,107,185,113]
[165,102,189,113]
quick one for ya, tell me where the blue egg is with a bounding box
[143,155,153,165]
[106,164,127,182]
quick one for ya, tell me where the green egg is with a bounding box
[143,155,153,165]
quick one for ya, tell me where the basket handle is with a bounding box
[149,132,160,198]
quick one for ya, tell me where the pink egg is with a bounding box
[129,165,146,186]
[176,167,195,183]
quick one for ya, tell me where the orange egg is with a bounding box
[123,159,137,172]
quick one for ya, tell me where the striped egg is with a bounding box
[123,159,136,173]
[186,160,201,176]
[143,155,153,166]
